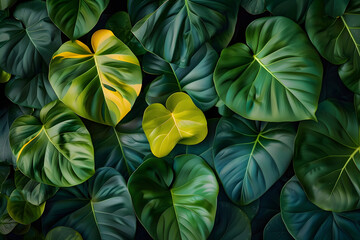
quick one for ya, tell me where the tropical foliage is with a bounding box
[0,0,359,239]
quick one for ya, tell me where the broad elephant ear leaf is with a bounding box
[9,100,94,187]
[213,115,296,205]
[214,16,323,122]
[45,227,83,240]
[43,167,136,240]
[7,189,45,225]
[128,154,219,240]
[294,99,360,212]
[281,176,360,239]
[132,0,239,66]
[144,44,219,111]
[306,0,360,94]
[0,0,61,78]
[143,92,208,158]
[49,29,142,126]
[46,0,110,39]
[5,72,57,109]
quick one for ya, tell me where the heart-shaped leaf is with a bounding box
[294,99,360,212]
[43,167,136,240]
[214,16,323,122]
[143,92,208,158]
[49,29,142,126]
[5,72,57,109]
[143,44,219,111]
[128,154,219,240]
[9,100,94,187]
[132,0,239,66]
[45,227,83,240]
[281,176,360,239]
[213,115,296,205]
[7,189,45,225]
[0,0,61,77]
[263,213,293,240]
[46,0,110,40]
[306,0,360,93]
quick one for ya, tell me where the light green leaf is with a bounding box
[7,189,45,225]
[43,167,136,240]
[49,29,142,126]
[294,99,360,212]
[46,0,110,39]
[143,92,208,158]
[128,154,219,240]
[9,100,94,187]
[213,115,296,205]
[45,227,83,240]
[0,69,10,83]
[0,0,61,77]
[214,16,323,122]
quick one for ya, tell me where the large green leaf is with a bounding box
[306,0,360,94]
[325,0,350,17]
[143,92,208,158]
[9,100,94,187]
[0,1,61,78]
[128,0,165,24]
[132,0,239,66]
[5,72,57,109]
[281,176,360,239]
[46,0,110,40]
[144,44,219,111]
[128,154,219,240]
[14,171,58,206]
[45,227,83,240]
[208,201,251,240]
[214,115,296,205]
[43,167,136,240]
[0,213,17,235]
[294,100,360,212]
[7,189,45,225]
[0,0,16,10]
[105,11,146,56]
[265,0,312,23]
[214,16,323,122]
[49,29,142,126]
[263,213,292,240]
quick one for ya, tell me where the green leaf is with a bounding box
[294,99,360,212]
[143,92,208,158]
[132,0,239,66]
[265,0,312,23]
[0,166,9,189]
[241,0,265,14]
[0,0,61,77]
[105,11,146,56]
[214,16,323,122]
[263,213,293,240]
[9,100,94,187]
[1,179,15,197]
[214,115,296,205]
[5,72,57,109]
[144,44,219,111]
[128,0,165,23]
[208,202,251,240]
[7,189,45,225]
[46,0,110,40]
[0,69,10,83]
[281,176,360,239]
[43,167,136,240]
[306,0,360,94]
[0,0,16,10]
[49,29,142,126]
[128,154,219,240]
[325,0,350,17]
[0,213,17,235]
[14,171,58,206]
[45,227,83,240]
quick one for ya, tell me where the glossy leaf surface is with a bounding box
[143,92,208,158]
[49,29,142,126]
[10,100,94,187]
[45,227,83,240]
[214,16,323,122]
[266,0,312,23]
[128,155,219,240]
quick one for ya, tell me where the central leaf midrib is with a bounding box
[113,127,131,175]
[341,16,360,56]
